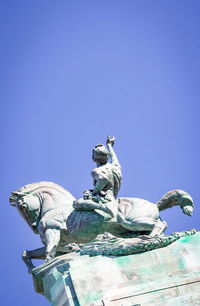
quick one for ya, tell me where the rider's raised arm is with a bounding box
[106,136,120,167]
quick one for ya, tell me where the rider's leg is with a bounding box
[73,198,97,210]
[73,198,115,217]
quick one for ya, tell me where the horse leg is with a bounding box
[118,213,167,236]
[149,219,168,237]
[44,228,60,261]
[117,213,159,232]
[22,247,46,273]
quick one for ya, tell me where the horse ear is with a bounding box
[9,192,22,206]
[11,192,18,196]
[11,191,24,197]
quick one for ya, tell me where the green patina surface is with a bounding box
[179,233,200,244]
[33,231,200,305]
[70,232,200,305]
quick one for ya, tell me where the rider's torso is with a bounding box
[91,163,120,202]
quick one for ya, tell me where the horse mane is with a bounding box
[10,181,76,201]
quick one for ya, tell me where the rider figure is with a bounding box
[73,136,122,217]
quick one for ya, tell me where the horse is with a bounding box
[9,181,194,272]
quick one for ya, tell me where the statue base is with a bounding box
[32,231,200,305]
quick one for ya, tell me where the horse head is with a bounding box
[10,192,41,234]
[10,181,76,236]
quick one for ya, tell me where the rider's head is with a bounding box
[92,144,109,165]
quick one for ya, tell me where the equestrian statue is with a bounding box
[9,137,194,272]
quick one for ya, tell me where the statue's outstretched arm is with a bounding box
[106,136,120,167]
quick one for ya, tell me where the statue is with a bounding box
[9,137,194,272]
[73,136,122,217]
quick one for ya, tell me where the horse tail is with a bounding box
[156,190,194,216]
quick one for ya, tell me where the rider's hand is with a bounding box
[73,200,81,210]
[106,136,115,147]
[83,190,92,200]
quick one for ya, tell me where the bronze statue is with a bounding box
[10,137,194,272]
[73,136,122,217]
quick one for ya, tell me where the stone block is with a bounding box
[32,231,200,305]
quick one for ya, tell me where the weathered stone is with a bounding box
[32,231,200,305]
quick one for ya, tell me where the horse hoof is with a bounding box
[22,250,27,259]
[138,234,151,240]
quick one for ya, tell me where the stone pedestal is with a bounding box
[32,232,200,305]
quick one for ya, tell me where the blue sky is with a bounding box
[1,1,200,305]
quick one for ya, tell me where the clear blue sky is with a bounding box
[1,1,200,305]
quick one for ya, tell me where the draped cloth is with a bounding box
[91,162,122,203]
